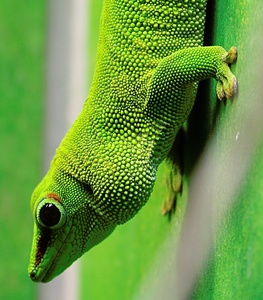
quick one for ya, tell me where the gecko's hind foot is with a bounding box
[216,46,238,100]
[161,168,182,218]
[161,130,184,219]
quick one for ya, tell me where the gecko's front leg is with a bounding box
[147,46,237,216]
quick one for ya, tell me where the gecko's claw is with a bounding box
[223,46,238,64]
[216,76,237,100]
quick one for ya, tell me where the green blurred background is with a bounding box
[1,0,263,299]
[0,1,45,298]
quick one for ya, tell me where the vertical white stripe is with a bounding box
[40,0,88,299]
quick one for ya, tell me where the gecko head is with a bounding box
[28,168,116,283]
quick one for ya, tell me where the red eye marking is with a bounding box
[46,193,62,203]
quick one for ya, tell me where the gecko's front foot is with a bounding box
[216,46,238,100]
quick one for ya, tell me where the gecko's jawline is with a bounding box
[29,254,55,283]
[29,223,73,283]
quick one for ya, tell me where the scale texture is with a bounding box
[28,0,237,282]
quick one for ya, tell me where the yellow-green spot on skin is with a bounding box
[28,0,237,283]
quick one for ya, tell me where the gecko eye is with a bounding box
[36,199,66,229]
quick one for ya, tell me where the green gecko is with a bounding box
[28,0,237,282]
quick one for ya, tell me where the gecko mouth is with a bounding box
[29,223,73,283]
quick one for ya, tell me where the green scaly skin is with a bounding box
[28,0,237,282]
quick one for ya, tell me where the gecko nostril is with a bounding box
[30,270,36,279]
